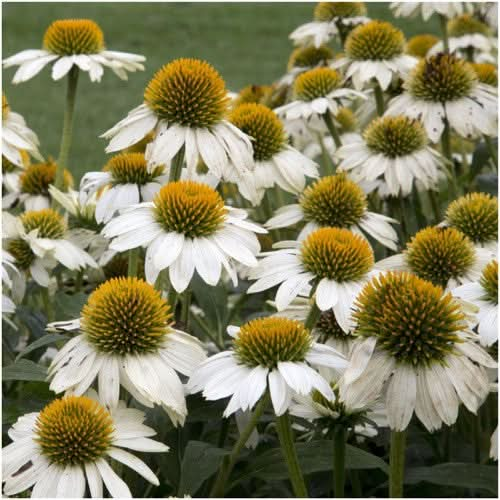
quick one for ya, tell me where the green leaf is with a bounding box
[3,359,47,382]
[53,291,88,320]
[405,463,497,494]
[476,173,498,196]
[178,441,229,495]
[239,440,388,482]
[190,274,228,334]
[15,333,68,361]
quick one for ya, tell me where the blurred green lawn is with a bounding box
[3,2,440,181]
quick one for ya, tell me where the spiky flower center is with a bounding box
[345,20,405,61]
[21,209,66,238]
[81,277,172,355]
[20,161,72,195]
[104,152,162,185]
[314,2,367,21]
[233,317,312,368]
[447,14,491,37]
[229,103,286,161]
[35,396,113,465]
[355,272,465,365]
[364,115,427,158]
[301,227,374,282]
[43,19,104,55]
[480,260,498,305]
[235,84,273,106]
[153,180,227,238]
[405,227,476,288]
[2,94,9,120]
[3,153,27,173]
[7,240,34,270]
[300,174,367,228]
[446,192,498,244]
[316,310,351,341]
[406,34,440,58]
[471,63,498,86]
[144,58,229,128]
[334,107,357,133]
[287,45,334,71]
[103,254,145,281]
[294,67,342,101]
[406,53,477,102]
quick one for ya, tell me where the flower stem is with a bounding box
[439,14,449,52]
[181,290,191,329]
[169,147,185,182]
[53,66,79,197]
[276,412,308,497]
[323,111,342,149]
[484,135,498,166]
[127,249,138,277]
[42,287,54,323]
[428,189,442,224]
[389,429,407,498]
[374,83,385,116]
[210,394,269,497]
[304,301,321,330]
[333,425,346,497]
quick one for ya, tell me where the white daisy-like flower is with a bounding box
[2,391,168,498]
[386,53,497,142]
[3,159,73,211]
[227,103,318,205]
[102,180,266,292]
[428,14,495,57]
[444,192,498,253]
[453,260,498,347]
[3,209,97,288]
[188,316,347,417]
[333,20,417,91]
[390,2,471,21]
[2,94,43,167]
[290,2,369,48]
[47,276,206,426]
[337,115,446,198]
[376,226,494,290]
[101,58,254,184]
[2,250,21,318]
[275,67,365,122]
[248,227,377,331]
[80,152,168,224]
[3,19,145,83]
[340,271,496,432]
[405,34,441,59]
[266,173,398,250]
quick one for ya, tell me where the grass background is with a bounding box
[3,2,440,181]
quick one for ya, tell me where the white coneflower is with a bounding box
[3,159,73,211]
[248,227,377,331]
[376,226,493,290]
[453,260,498,347]
[2,94,42,167]
[227,103,318,205]
[390,2,471,21]
[405,34,441,58]
[102,180,265,291]
[266,173,398,250]
[275,67,365,122]
[470,62,498,87]
[101,58,254,183]
[386,53,497,142]
[444,192,498,253]
[2,391,168,498]
[3,19,145,83]
[333,20,417,91]
[2,250,21,320]
[337,115,446,198]
[188,316,347,416]
[290,2,369,48]
[80,152,168,223]
[47,277,206,426]
[3,209,97,287]
[340,271,496,432]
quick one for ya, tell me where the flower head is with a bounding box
[43,19,104,55]
[288,45,334,72]
[405,34,440,58]
[447,14,491,38]
[471,63,498,86]
[314,2,367,21]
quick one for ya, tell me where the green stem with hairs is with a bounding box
[333,425,347,497]
[181,290,191,329]
[42,288,54,323]
[210,394,269,497]
[439,14,449,52]
[304,301,322,330]
[374,83,385,116]
[169,147,185,182]
[53,67,79,203]
[484,135,498,166]
[167,286,178,319]
[389,429,407,498]
[317,132,336,175]
[276,412,309,497]
[323,111,342,149]
[428,189,442,224]
[127,249,138,277]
